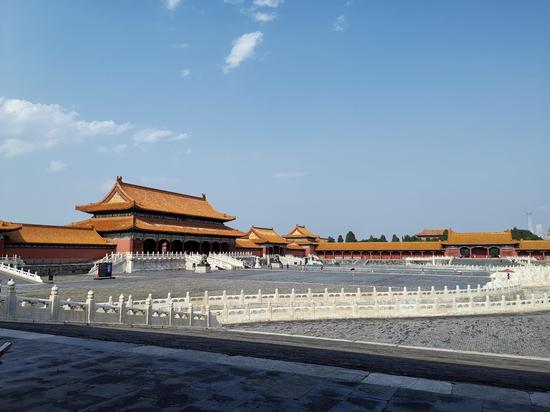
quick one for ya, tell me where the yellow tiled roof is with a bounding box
[284,225,319,239]
[316,241,443,252]
[443,231,518,246]
[76,177,236,222]
[235,238,263,249]
[4,224,111,246]
[72,216,244,238]
[0,221,22,232]
[518,240,550,250]
[243,227,289,245]
[287,242,305,250]
[417,228,449,237]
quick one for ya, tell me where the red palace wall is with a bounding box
[109,238,137,253]
[0,238,4,256]
[4,245,114,261]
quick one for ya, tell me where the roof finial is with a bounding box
[202,193,206,200]
[116,176,123,183]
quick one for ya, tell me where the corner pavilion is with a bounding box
[72,177,244,254]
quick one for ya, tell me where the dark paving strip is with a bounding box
[1,321,549,392]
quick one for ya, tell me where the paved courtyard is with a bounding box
[230,311,550,358]
[8,267,490,303]
[1,327,549,411]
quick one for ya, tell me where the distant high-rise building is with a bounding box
[526,211,533,233]
[535,223,543,237]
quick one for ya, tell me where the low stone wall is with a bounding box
[0,280,210,328]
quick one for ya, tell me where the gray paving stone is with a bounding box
[531,392,550,408]
[452,382,531,405]
[363,372,453,394]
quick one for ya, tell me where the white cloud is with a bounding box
[180,68,191,79]
[253,12,277,23]
[223,31,263,74]
[97,144,128,154]
[133,128,190,144]
[46,160,67,173]
[0,97,130,158]
[0,97,189,158]
[333,15,349,32]
[173,43,189,49]
[163,0,181,10]
[274,171,309,179]
[253,0,281,7]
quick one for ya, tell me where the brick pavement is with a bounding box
[1,327,550,411]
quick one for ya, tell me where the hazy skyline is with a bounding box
[0,0,549,239]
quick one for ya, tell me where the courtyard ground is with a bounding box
[1,326,550,411]
[5,267,491,303]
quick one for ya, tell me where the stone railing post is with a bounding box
[257,289,262,304]
[118,294,126,324]
[127,294,133,307]
[49,285,60,321]
[167,297,174,326]
[340,288,345,299]
[223,303,229,323]
[324,288,329,303]
[222,290,227,305]
[291,288,296,304]
[185,291,190,305]
[206,305,211,328]
[245,303,250,321]
[204,291,209,306]
[274,288,279,304]
[5,279,17,318]
[238,290,244,305]
[307,288,312,301]
[86,290,95,324]
[485,295,490,310]
[443,286,448,297]
[188,304,193,326]
[144,295,153,326]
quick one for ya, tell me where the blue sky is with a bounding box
[0,0,549,239]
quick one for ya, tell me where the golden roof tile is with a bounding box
[75,177,236,222]
[4,223,111,246]
[316,241,443,252]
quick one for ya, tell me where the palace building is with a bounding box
[71,177,244,254]
[283,225,323,256]
[236,227,289,257]
[0,221,114,262]
[2,177,550,263]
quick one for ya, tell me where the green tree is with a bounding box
[442,229,449,241]
[391,234,400,242]
[327,236,335,243]
[337,235,344,243]
[510,227,542,240]
[379,234,387,242]
[345,231,357,242]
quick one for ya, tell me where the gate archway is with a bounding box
[143,239,157,253]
